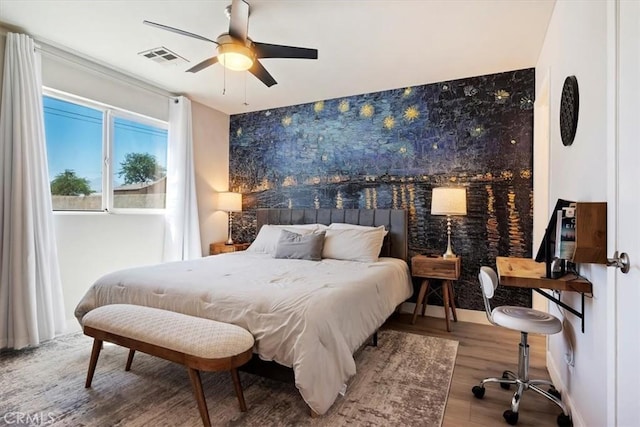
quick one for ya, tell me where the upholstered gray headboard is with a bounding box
[255,208,408,261]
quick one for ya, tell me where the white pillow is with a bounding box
[328,223,389,236]
[322,225,387,262]
[247,224,321,255]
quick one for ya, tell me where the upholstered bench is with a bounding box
[82,304,254,427]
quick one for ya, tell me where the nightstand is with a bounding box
[411,255,461,331]
[209,242,250,255]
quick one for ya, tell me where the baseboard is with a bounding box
[400,302,491,326]
[63,318,82,334]
[547,351,585,427]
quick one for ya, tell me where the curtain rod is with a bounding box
[35,42,179,102]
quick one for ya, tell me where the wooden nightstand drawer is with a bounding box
[209,242,250,255]
[411,255,460,280]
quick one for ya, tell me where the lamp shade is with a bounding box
[217,41,255,71]
[431,187,467,216]
[216,192,242,212]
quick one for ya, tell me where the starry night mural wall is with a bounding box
[229,68,535,311]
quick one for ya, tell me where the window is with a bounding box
[44,91,168,211]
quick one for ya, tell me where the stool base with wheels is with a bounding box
[471,267,572,426]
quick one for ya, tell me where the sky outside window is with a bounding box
[44,96,102,191]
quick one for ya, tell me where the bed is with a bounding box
[75,208,413,415]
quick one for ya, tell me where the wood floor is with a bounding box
[383,312,563,427]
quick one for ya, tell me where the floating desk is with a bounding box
[496,257,592,332]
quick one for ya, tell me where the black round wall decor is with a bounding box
[560,75,579,146]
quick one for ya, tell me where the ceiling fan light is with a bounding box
[217,43,254,71]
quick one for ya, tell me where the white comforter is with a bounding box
[75,252,412,415]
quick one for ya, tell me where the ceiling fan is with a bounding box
[143,0,318,87]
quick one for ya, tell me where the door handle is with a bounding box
[607,251,630,274]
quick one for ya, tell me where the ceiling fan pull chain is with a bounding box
[223,61,226,95]
[244,72,249,106]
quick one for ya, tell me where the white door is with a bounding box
[608,1,640,425]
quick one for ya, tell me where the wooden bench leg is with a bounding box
[230,368,247,412]
[125,349,135,371]
[85,339,103,388]
[187,367,211,427]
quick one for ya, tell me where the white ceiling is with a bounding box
[0,0,555,115]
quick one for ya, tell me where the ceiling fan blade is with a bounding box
[186,56,219,73]
[228,0,250,41]
[143,20,218,45]
[253,42,318,60]
[249,60,277,87]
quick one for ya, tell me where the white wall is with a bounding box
[536,1,609,425]
[192,100,231,255]
[532,67,551,313]
[53,213,165,324]
[0,30,4,101]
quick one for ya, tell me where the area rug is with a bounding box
[0,329,458,426]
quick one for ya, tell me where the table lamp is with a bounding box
[216,192,242,245]
[431,187,467,258]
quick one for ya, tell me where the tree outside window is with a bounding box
[118,152,166,184]
[50,169,93,196]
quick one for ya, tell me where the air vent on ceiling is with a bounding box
[138,46,188,66]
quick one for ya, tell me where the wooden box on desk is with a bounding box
[411,255,461,280]
[572,202,607,264]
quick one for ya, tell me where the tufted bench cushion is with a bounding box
[82,304,254,427]
[82,304,254,360]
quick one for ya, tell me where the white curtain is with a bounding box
[0,33,66,350]
[162,96,202,261]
